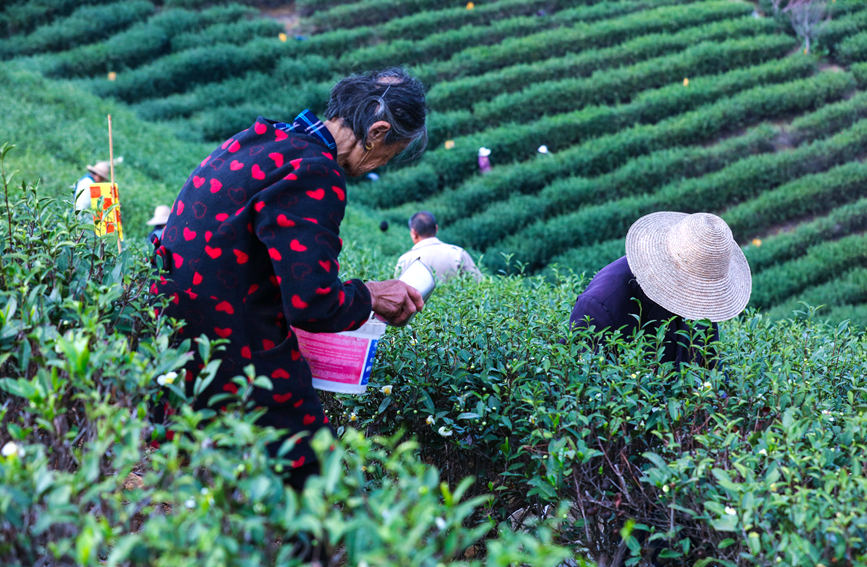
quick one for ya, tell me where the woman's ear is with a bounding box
[367,120,392,144]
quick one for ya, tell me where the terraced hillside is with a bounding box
[1,0,865,325]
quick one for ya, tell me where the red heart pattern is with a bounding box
[269,152,284,168]
[156,117,373,469]
[215,301,234,314]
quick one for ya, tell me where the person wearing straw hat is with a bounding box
[569,211,751,368]
[146,205,171,245]
[74,161,111,211]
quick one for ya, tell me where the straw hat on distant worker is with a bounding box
[569,211,752,369]
[146,205,171,227]
[625,211,751,323]
[87,161,111,181]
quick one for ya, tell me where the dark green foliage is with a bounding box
[418,1,753,83]
[742,198,867,272]
[441,125,776,251]
[0,0,114,37]
[91,37,284,103]
[0,1,154,57]
[35,4,258,78]
[0,157,572,567]
[724,161,867,239]
[837,29,867,65]
[357,55,817,209]
[767,267,867,320]
[489,109,864,273]
[750,233,867,309]
[332,271,867,565]
[425,14,778,111]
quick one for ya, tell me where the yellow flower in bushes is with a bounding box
[380,385,393,396]
[279,33,287,42]
[426,415,435,425]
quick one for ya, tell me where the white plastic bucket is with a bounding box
[293,316,387,394]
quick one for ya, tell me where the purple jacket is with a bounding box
[569,256,718,368]
[154,115,372,472]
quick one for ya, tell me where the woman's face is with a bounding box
[342,138,409,177]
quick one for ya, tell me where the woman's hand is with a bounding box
[365,280,424,326]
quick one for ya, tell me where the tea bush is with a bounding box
[0,1,154,58]
[328,261,867,566]
[491,113,866,273]
[0,149,575,566]
[357,56,819,209]
[742,198,867,272]
[424,14,776,111]
[418,1,752,83]
[35,4,257,78]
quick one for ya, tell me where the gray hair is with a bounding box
[325,67,428,162]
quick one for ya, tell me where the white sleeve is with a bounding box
[74,177,92,211]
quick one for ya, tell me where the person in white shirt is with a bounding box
[395,211,482,282]
[74,161,110,211]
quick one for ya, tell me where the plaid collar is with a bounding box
[275,109,336,151]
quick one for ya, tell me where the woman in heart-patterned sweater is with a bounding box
[154,68,428,488]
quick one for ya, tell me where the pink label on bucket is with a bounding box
[293,327,379,387]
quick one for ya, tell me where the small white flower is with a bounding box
[529,415,537,425]
[438,426,453,437]
[349,412,358,422]
[703,381,712,390]
[1,441,21,458]
[426,415,435,425]
[157,371,178,386]
[380,385,392,396]
[724,506,737,516]
[185,498,195,509]
[435,517,446,530]
[758,448,768,456]
[662,484,670,493]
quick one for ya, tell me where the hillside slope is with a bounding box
[0,0,864,324]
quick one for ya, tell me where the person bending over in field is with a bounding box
[153,67,428,491]
[569,211,752,369]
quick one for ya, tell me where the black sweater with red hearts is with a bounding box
[154,115,372,472]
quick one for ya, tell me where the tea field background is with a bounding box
[1,1,867,566]
[0,0,865,324]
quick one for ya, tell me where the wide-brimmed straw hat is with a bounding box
[625,211,751,322]
[87,161,111,179]
[146,205,171,226]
